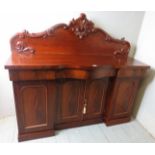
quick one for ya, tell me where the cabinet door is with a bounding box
[110,78,140,119]
[84,79,108,120]
[13,81,56,133]
[56,79,84,123]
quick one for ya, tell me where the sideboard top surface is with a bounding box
[5,13,149,70]
[5,55,149,70]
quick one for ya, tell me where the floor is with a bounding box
[0,116,154,143]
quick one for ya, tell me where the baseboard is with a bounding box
[104,117,131,126]
[55,118,103,130]
[18,129,54,142]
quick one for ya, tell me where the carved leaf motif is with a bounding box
[69,13,96,39]
[15,41,35,54]
[113,48,128,59]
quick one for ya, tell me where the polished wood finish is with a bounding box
[56,79,83,124]
[13,81,56,141]
[84,79,108,120]
[5,13,149,141]
[104,77,140,125]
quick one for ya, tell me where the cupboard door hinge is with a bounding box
[83,99,87,114]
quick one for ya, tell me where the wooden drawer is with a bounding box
[56,69,89,79]
[56,68,116,80]
[10,67,145,81]
[91,67,115,79]
[9,70,56,81]
[117,68,147,77]
[9,68,116,81]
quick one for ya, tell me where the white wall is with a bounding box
[0,11,144,118]
[135,12,155,137]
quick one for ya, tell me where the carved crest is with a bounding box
[10,13,130,61]
[68,13,96,39]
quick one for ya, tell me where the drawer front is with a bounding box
[56,69,89,79]
[56,68,115,79]
[9,70,55,81]
[9,67,116,81]
[91,67,115,79]
[117,68,147,77]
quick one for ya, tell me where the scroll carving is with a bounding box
[16,14,97,40]
[17,24,67,39]
[10,13,130,61]
[17,29,51,39]
[15,41,35,54]
[68,13,96,39]
[113,48,128,59]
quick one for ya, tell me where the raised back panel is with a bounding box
[111,78,140,118]
[10,13,130,63]
[20,85,47,129]
[56,79,83,123]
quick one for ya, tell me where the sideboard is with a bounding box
[5,13,149,141]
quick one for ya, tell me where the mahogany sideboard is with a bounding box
[5,14,149,141]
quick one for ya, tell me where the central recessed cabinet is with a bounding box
[56,78,109,125]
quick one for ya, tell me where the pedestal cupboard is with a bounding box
[5,14,149,141]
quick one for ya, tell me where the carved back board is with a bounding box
[8,13,131,69]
